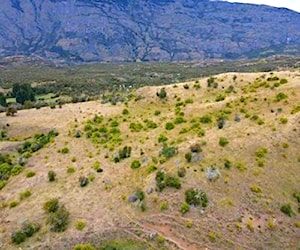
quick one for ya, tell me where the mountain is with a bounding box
[0,0,300,63]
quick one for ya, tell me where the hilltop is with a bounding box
[0,0,300,63]
[0,70,299,249]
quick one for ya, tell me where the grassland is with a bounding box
[0,70,299,249]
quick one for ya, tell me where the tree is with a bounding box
[0,93,7,107]
[12,83,35,105]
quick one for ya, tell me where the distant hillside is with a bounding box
[0,0,300,63]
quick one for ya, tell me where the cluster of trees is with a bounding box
[12,83,35,105]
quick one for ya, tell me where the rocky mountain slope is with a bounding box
[0,0,300,63]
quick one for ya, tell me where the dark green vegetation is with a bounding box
[0,57,299,107]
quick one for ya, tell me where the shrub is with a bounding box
[73,243,96,250]
[280,78,288,84]
[165,176,181,189]
[177,167,186,178]
[279,117,288,124]
[275,92,288,102]
[19,190,32,200]
[160,201,169,211]
[0,180,7,190]
[26,171,36,178]
[61,147,70,154]
[157,88,167,99]
[118,146,132,160]
[158,134,168,143]
[199,115,212,124]
[43,198,59,213]
[250,185,262,193]
[180,202,190,214]
[11,230,26,244]
[130,160,141,169]
[219,137,229,147]
[147,165,157,173]
[122,108,129,115]
[185,188,208,208]
[146,120,158,129]
[21,221,40,237]
[48,170,56,182]
[154,110,161,116]
[76,220,86,231]
[9,200,20,208]
[135,189,145,201]
[185,152,192,163]
[79,176,89,187]
[224,159,232,170]
[165,122,175,130]
[67,167,75,173]
[47,205,70,232]
[215,94,226,102]
[280,203,294,217]
[11,164,23,176]
[255,148,268,158]
[160,144,177,159]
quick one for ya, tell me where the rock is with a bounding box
[128,195,138,203]
[146,187,153,195]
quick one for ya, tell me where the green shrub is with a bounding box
[11,164,23,176]
[255,148,268,158]
[158,134,168,143]
[11,230,26,244]
[180,202,190,214]
[250,185,262,193]
[280,203,294,217]
[67,167,75,173]
[26,171,36,178]
[280,78,288,84]
[76,220,86,231]
[47,205,70,232]
[43,198,59,213]
[21,221,40,237]
[9,200,20,208]
[147,165,157,174]
[61,147,70,154]
[165,122,175,130]
[279,117,288,124]
[129,122,143,132]
[160,201,169,211]
[160,144,177,159]
[122,108,129,115]
[185,152,192,163]
[275,92,288,102]
[174,117,186,124]
[48,170,56,182]
[215,94,226,102]
[19,190,32,200]
[199,115,212,124]
[135,189,145,201]
[73,243,96,250]
[165,176,181,189]
[146,120,158,129]
[224,159,232,170]
[130,160,141,169]
[185,188,208,207]
[219,137,229,147]
[0,180,7,190]
[177,167,186,178]
[157,88,167,99]
[291,104,300,114]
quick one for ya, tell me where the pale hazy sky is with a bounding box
[226,0,300,13]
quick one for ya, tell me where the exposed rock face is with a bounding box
[0,0,299,63]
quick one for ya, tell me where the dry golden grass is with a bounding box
[0,71,299,249]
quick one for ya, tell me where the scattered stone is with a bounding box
[146,187,153,195]
[128,195,138,203]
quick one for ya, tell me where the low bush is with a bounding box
[280,203,293,217]
[185,188,208,208]
[73,243,96,250]
[165,122,175,130]
[43,198,59,213]
[219,137,229,147]
[76,220,86,231]
[130,160,141,169]
[47,205,70,232]
[48,170,56,182]
[180,202,190,214]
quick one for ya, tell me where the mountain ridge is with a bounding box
[0,0,300,63]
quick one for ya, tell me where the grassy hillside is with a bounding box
[0,70,299,249]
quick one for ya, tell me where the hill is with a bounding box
[0,70,299,249]
[0,0,300,63]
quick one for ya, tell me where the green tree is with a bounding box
[12,83,35,105]
[0,93,7,107]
